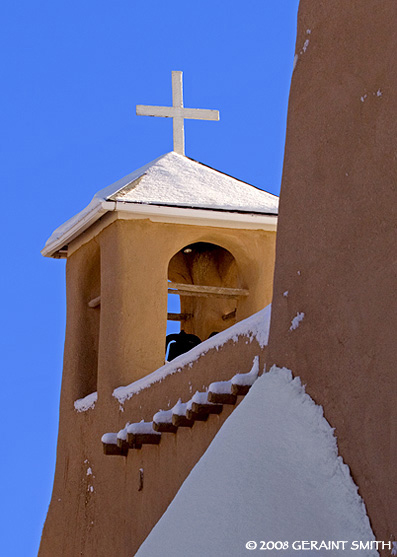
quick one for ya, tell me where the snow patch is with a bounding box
[74,391,97,412]
[392,542,397,556]
[113,305,271,405]
[86,467,92,476]
[126,421,160,435]
[101,432,118,445]
[208,380,232,394]
[191,391,209,404]
[136,366,376,557]
[302,39,309,53]
[172,399,188,416]
[44,152,278,253]
[290,312,305,331]
[283,290,289,297]
[293,54,298,71]
[117,425,129,441]
[231,356,260,387]
[153,409,173,424]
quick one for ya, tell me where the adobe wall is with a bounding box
[267,0,396,549]
[39,318,266,556]
[93,218,274,389]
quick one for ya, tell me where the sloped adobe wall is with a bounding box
[267,1,396,549]
[39,321,266,557]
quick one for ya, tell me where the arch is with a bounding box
[167,242,241,342]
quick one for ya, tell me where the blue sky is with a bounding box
[0,1,299,554]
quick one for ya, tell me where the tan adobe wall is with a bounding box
[40,215,274,555]
[39,323,266,556]
[266,1,396,550]
[96,218,274,390]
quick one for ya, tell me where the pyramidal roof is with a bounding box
[43,152,278,257]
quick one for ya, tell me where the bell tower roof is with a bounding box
[42,151,278,258]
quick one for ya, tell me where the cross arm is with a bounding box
[180,108,220,121]
[136,105,176,118]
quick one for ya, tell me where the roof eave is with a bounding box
[115,201,278,229]
[42,201,278,259]
[41,200,116,258]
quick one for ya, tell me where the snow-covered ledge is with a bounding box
[74,391,98,412]
[113,304,271,405]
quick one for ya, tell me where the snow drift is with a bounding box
[136,366,376,557]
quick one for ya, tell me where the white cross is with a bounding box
[136,71,220,156]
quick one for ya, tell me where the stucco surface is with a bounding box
[267,1,396,549]
[39,215,274,556]
[39,326,265,556]
[96,218,275,388]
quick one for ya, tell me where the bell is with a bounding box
[165,330,202,361]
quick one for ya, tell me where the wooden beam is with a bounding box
[168,282,249,299]
[88,295,101,308]
[231,383,251,396]
[167,312,193,321]
[208,391,237,405]
[222,309,237,321]
[102,442,127,456]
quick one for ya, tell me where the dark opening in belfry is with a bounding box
[166,242,241,359]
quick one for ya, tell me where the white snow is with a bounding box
[185,391,215,411]
[101,432,117,445]
[74,391,97,412]
[153,409,174,424]
[136,366,377,557]
[293,53,298,71]
[107,152,279,213]
[86,467,92,476]
[172,399,188,417]
[283,290,289,297]
[302,39,309,53]
[113,304,271,404]
[117,426,128,441]
[290,311,305,331]
[231,355,259,386]
[44,152,278,254]
[208,380,232,395]
[126,421,160,435]
[191,391,209,404]
[376,89,382,97]
[392,542,397,556]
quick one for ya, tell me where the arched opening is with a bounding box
[166,242,246,359]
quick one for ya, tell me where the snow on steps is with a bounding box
[102,356,260,456]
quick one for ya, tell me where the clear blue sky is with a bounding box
[0,1,299,554]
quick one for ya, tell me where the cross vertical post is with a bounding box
[136,71,220,156]
[172,71,185,155]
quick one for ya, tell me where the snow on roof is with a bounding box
[136,366,376,557]
[104,152,279,213]
[42,152,278,257]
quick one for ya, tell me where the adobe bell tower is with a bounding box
[42,72,278,398]
[39,71,278,557]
